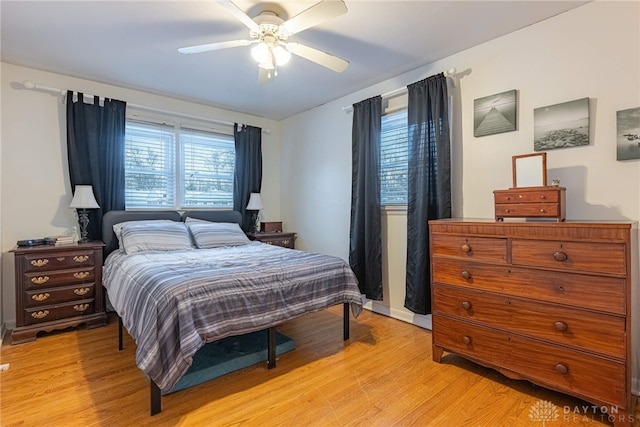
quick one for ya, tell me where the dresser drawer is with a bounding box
[431,234,506,262]
[24,268,95,290]
[494,190,560,204]
[433,284,625,359]
[25,284,95,308]
[511,239,626,275]
[23,250,95,273]
[431,257,625,314]
[433,315,626,407]
[494,203,560,218]
[24,300,95,325]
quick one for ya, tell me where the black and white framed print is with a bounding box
[473,90,517,137]
[616,107,640,161]
[534,97,589,151]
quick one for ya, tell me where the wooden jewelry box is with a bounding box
[494,186,566,222]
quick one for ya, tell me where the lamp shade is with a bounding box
[246,193,263,210]
[69,185,100,209]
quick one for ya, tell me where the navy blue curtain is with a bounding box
[404,73,451,315]
[349,96,383,300]
[66,92,126,241]
[233,124,262,231]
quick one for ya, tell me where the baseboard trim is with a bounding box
[363,300,432,330]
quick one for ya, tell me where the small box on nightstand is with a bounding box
[260,221,282,233]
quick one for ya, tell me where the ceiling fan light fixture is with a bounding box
[272,45,291,66]
[251,42,270,63]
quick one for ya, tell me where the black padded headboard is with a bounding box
[102,210,243,258]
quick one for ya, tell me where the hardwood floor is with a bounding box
[1,306,638,426]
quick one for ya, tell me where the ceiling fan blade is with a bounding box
[282,0,347,35]
[218,0,261,33]
[178,40,253,54]
[286,42,348,73]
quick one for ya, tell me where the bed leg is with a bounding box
[150,380,161,415]
[343,303,350,341]
[118,316,123,351]
[267,326,276,369]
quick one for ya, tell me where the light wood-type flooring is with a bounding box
[1,306,638,426]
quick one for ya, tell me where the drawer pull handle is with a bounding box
[57,257,66,261]
[506,197,511,201]
[461,244,471,253]
[540,195,546,199]
[74,288,90,296]
[31,276,50,285]
[462,336,472,345]
[73,304,89,312]
[539,209,545,213]
[461,271,471,280]
[30,259,49,268]
[265,241,273,245]
[31,310,49,319]
[555,363,568,374]
[31,293,50,302]
[282,239,290,245]
[461,301,472,310]
[504,209,510,213]
[73,272,90,279]
[553,251,568,261]
[73,255,89,263]
[554,321,568,332]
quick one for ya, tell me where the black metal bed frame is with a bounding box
[118,302,351,415]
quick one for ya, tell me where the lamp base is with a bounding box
[249,211,260,234]
[77,209,90,243]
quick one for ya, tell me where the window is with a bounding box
[125,120,235,209]
[380,109,408,205]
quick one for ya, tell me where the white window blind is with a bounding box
[125,120,235,209]
[125,121,176,208]
[380,110,408,205]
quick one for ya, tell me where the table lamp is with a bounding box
[69,185,100,243]
[246,193,263,233]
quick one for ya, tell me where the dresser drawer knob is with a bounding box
[282,239,290,245]
[461,244,471,253]
[31,293,50,302]
[73,255,89,263]
[31,310,49,319]
[554,321,568,332]
[74,287,90,296]
[73,272,91,279]
[553,251,568,261]
[73,304,90,312]
[31,276,50,285]
[57,257,66,261]
[462,336,472,345]
[461,301,472,310]
[30,259,49,268]
[539,209,545,213]
[540,195,546,199]
[461,271,471,280]
[555,363,568,374]
[504,209,510,213]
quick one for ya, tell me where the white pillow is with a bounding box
[188,222,250,249]
[120,222,193,254]
[113,219,174,248]
[184,217,211,224]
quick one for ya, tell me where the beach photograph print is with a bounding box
[534,98,589,151]
[473,90,517,137]
[616,107,640,161]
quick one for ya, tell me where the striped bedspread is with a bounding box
[103,242,363,391]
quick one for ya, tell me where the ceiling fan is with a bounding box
[178,0,349,83]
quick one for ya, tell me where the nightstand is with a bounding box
[11,241,107,344]
[247,231,296,249]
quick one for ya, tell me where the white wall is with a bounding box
[280,0,639,352]
[0,63,281,329]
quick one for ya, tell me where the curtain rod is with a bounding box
[341,67,458,114]
[21,80,271,134]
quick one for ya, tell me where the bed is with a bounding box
[101,210,363,415]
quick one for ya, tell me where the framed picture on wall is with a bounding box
[616,107,640,161]
[473,90,517,137]
[534,97,589,151]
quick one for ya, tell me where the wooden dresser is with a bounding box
[429,219,637,425]
[11,242,107,344]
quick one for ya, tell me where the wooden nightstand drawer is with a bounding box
[24,268,95,290]
[23,249,95,273]
[25,284,95,308]
[24,300,95,325]
[431,234,506,262]
[247,231,296,249]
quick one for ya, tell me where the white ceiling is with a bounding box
[1,1,588,121]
